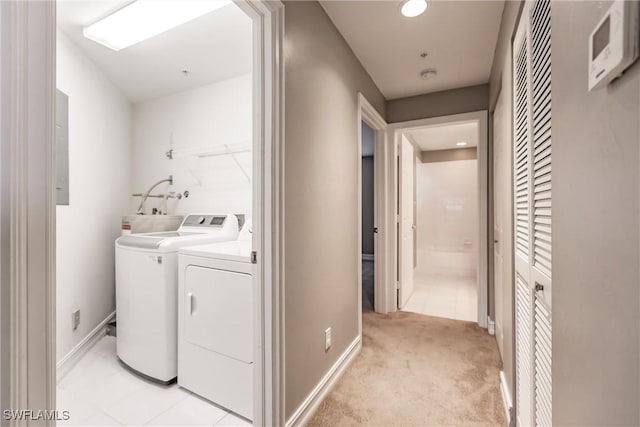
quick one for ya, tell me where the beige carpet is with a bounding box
[308,311,505,427]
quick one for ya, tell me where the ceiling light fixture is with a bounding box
[420,69,438,80]
[400,0,428,18]
[456,141,468,146]
[83,0,231,51]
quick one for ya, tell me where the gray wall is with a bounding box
[487,0,522,405]
[552,2,639,425]
[283,1,386,419]
[386,84,489,123]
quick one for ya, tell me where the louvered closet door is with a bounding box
[513,1,552,426]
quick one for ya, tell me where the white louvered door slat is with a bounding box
[514,34,530,260]
[513,1,552,426]
[516,275,533,427]
[534,295,552,427]
[531,0,553,290]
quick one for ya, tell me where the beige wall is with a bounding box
[421,147,477,163]
[283,1,386,419]
[487,0,522,405]
[552,2,639,425]
[386,84,489,123]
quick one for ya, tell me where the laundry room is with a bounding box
[55,1,255,425]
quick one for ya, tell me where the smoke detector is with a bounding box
[420,69,438,81]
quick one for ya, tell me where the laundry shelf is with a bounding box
[166,141,251,159]
[166,141,252,185]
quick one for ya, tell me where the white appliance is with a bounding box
[178,222,254,420]
[115,214,239,383]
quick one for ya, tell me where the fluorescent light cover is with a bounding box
[400,0,428,18]
[84,0,231,51]
[456,141,468,146]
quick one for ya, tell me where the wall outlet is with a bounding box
[72,310,80,331]
[325,327,332,352]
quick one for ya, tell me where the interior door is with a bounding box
[493,91,506,357]
[398,135,415,308]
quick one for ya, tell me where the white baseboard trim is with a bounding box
[56,311,116,382]
[488,317,496,336]
[362,254,374,261]
[286,336,362,427]
[499,370,513,426]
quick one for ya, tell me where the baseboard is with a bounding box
[286,336,362,427]
[56,311,116,382]
[488,317,496,335]
[499,370,513,426]
[362,254,374,261]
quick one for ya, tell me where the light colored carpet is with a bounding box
[308,311,505,427]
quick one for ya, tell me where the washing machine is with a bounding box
[115,214,239,383]
[177,223,254,420]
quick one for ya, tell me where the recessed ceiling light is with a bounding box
[400,0,428,18]
[456,141,468,146]
[84,0,231,51]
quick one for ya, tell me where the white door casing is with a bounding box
[398,135,415,308]
[494,90,507,358]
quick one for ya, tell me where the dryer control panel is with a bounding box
[182,215,227,228]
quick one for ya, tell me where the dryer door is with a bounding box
[183,265,253,363]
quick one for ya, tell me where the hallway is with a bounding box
[308,310,504,426]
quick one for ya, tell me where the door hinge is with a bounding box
[251,251,257,264]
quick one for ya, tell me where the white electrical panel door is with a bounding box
[513,1,553,426]
[184,266,253,363]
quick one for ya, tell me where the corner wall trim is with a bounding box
[56,311,116,381]
[500,370,513,425]
[286,336,362,427]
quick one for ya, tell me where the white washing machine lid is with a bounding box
[116,214,239,252]
[179,241,252,263]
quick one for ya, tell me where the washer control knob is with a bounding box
[198,216,206,224]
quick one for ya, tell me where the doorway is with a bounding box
[357,93,388,326]
[390,111,489,327]
[361,121,376,312]
[55,2,256,425]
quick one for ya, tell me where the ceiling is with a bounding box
[57,1,252,104]
[320,0,504,100]
[406,121,478,152]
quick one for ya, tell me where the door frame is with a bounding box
[0,1,285,425]
[357,94,388,327]
[387,111,490,328]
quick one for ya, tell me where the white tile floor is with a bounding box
[57,336,251,427]
[402,272,477,322]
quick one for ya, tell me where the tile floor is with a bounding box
[402,272,477,322]
[57,335,251,427]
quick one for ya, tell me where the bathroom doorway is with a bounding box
[391,112,489,327]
